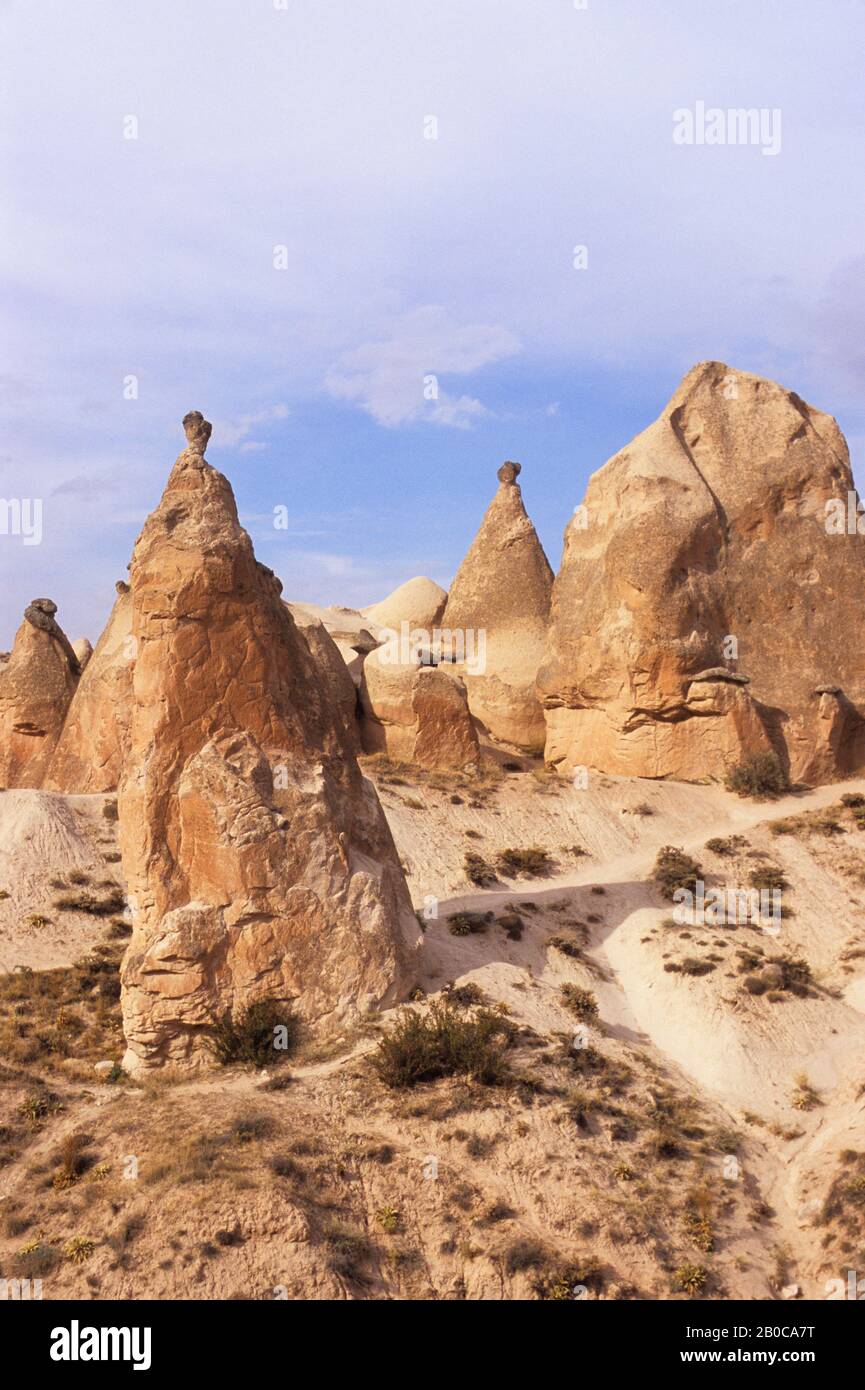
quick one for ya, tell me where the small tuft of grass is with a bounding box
[496,847,553,878]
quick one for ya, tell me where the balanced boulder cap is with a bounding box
[538,361,865,782]
[362,575,447,639]
[441,460,553,752]
[0,598,81,788]
[117,412,420,1071]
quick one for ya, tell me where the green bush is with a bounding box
[372,1000,512,1089]
[725,752,789,799]
[653,846,702,900]
[209,999,298,1067]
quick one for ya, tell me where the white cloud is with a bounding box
[210,405,289,449]
[325,307,520,428]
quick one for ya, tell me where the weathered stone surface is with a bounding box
[118,417,420,1071]
[362,576,447,639]
[360,647,480,770]
[0,600,80,788]
[539,361,865,782]
[441,463,553,752]
[291,612,360,749]
[46,586,133,792]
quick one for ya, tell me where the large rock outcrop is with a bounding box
[359,646,480,770]
[440,462,553,752]
[0,599,81,788]
[46,582,133,792]
[118,412,420,1071]
[538,362,865,782]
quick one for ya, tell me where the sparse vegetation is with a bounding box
[372,1000,513,1088]
[653,846,702,901]
[496,846,553,878]
[791,1072,820,1111]
[463,851,497,887]
[560,984,599,1021]
[447,911,492,937]
[725,751,789,799]
[209,1000,298,1067]
[673,1263,708,1296]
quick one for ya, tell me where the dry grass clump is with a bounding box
[704,834,747,857]
[725,751,789,799]
[447,911,493,937]
[673,1263,708,1296]
[560,984,599,1021]
[653,846,703,900]
[463,851,497,887]
[372,1000,513,1089]
[53,887,126,916]
[495,847,554,878]
[791,1072,820,1110]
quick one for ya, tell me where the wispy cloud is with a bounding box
[325,307,520,428]
[210,404,289,449]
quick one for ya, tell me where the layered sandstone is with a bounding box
[0,599,80,788]
[538,362,865,782]
[46,582,133,792]
[118,412,419,1071]
[360,646,480,770]
[441,462,553,752]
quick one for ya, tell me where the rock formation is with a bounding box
[440,462,553,752]
[538,361,865,782]
[118,414,419,1071]
[362,576,447,639]
[0,599,80,788]
[46,582,133,793]
[360,646,480,770]
[290,610,360,749]
[72,637,93,671]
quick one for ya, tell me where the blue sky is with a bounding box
[2,0,864,643]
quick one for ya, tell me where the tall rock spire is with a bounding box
[440,461,553,752]
[118,414,419,1070]
[0,599,81,787]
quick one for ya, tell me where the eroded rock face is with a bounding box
[539,362,865,782]
[0,599,80,788]
[360,647,480,770]
[440,463,553,752]
[291,612,360,749]
[46,584,133,792]
[118,418,419,1071]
